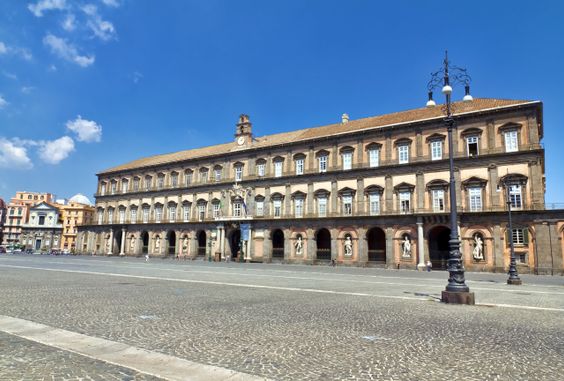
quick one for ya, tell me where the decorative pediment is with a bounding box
[33,202,56,211]
[270,192,284,200]
[254,194,265,201]
[426,179,449,190]
[272,155,285,162]
[291,190,306,199]
[460,127,483,137]
[167,200,178,206]
[365,142,382,150]
[255,158,266,164]
[394,137,413,147]
[425,133,446,143]
[499,173,528,186]
[293,152,306,160]
[394,182,415,193]
[498,122,522,133]
[461,176,488,189]
[314,188,330,197]
[338,187,356,196]
[315,149,330,157]
[364,184,384,195]
[339,145,354,153]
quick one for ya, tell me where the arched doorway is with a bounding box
[197,231,207,257]
[230,229,241,258]
[428,226,451,269]
[167,231,176,256]
[367,227,386,263]
[141,232,149,255]
[316,228,331,260]
[272,229,284,259]
[114,231,122,255]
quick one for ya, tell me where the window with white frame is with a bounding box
[215,168,222,182]
[399,191,410,214]
[342,151,352,170]
[294,198,304,217]
[318,155,328,173]
[133,178,139,191]
[198,204,206,221]
[295,158,304,175]
[509,185,523,209]
[142,207,149,223]
[108,209,114,224]
[257,162,265,177]
[466,136,479,156]
[342,194,353,216]
[432,189,445,212]
[256,200,264,216]
[213,202,221,218]
[171,173,178,187]
[273,199,282,217]
[431,141,443,160]
[168,205,176,222]
[111,182,117,195]
[369,193,380,215]
[504,130,518,152]
[157,176,164,189]
[398,145,409,164]
[155,206,163,223]
[200,170,208,183]
[369,148,379,168]
[185,171,193,186]
[318,196,327,217]
[233,201,242,217]
[511,228,526,245]
[121,180,128,193]
[274,161,283,177]
[119,208,125,224]
[97,210,103,224]
[144,177,152,191]
[182,204,191,221]
[235,165,243,181]
[130,208,137,223]
[469,187,482,212]
[100,184,106,195]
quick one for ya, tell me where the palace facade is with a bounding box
[76,98,564,274]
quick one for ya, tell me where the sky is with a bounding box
[1,0,563,204]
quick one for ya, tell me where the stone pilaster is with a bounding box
[488,164,500,209]
[331,179,338,216]
[356,178,365,215]
[307,182,314,216]
[385,175,393,212]
[385,227,394,268]
[416,171,424,210]
[285,184,291,217]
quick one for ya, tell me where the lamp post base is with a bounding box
[441,291,475,305]
[507,278,522,285]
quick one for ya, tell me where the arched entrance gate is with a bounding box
[429,226,450,269]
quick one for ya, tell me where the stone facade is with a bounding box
[20,202,63,252]
[77,99,564,274]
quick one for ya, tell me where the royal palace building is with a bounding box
[77,98,564,274]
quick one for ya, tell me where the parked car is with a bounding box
[50,249,61,255]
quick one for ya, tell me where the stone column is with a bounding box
[454,168,462,211]
[331,179,338,216]
[493,224,503,272]
[331,143,338,170]
[245,228,252,261]
[331,231,338,262]
[263,231,272,263]
[264,187,271,217]
[307,228,315,262]
[486,119,495,152]
[527,113,539,146]
[356,178,365,215]
[416,171,425,211]
[417,219,426,270]
[357,227,367,265]
[285,184,291,217]
[107,230,113,255]
[283,228,291,261]
[308,146,314,173]
[307,183,314,216]
[119,228,126,256]
[385,227,394,268]
[488,164,500,210]
[385,132,392,163]
[415,129,423,158]
[356,138,364,167]
[286,151,293,175]
[385,175,393,212]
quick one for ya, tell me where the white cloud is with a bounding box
[0,138,33,169]
[28,0,67,17]
[38,136,75,164]
[21,86,36,94]
[61,13,76,31]
[2,71,17,80]
[82,5,116,41]
[132,71,143,84]
[102,0,120,7]
[0,42,32,61]
[0,42,6,54]
[66,115,102,142]
[43,34,95,67]
[0,95,8,109]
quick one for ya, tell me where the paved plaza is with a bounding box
[0,255,563,381]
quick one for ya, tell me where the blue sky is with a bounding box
[1,0,563,204]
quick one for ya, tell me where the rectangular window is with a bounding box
[256,201,264,216]
[509,185,522,209]
[155,207,162,223]
[171,174,178,187]
[213,203,220,218]
[198,204,206,221]
[505,130,518,152]
[342,152,352,170]
[111,182,117,195]
[319,155,328,173]
[119,209,125,224]
[133,178,139,191]
[257,163,265,177]
[399,192,410,214]
[467,136,479,156]
[142,207,149,223]
[108,209,114,224]
[295,159,304,175]
[512,228,525,245]
[273,199,282,217]
[121,181,128,193]
[39,215,45,225]
[130,208,137,223]
[431,141,443,160]
[369,149,379,168]
[200,171,208,183]
[215,169,222,182]
[274,161,283,178]
[169,206,176,222]
[233,202,242,217]
[183,205,191,221]
[145,178,151,191]
[469,187,482,212]
[97,211,103,225]
[342,194,353,216]
[432,189,445,212]
[235,166,243,181]
[185,172,192,186]
[295,198,304,217]
[157,177,164,189]
[318,197,327,217]
[398,145,409,164]
[369,193,380,215]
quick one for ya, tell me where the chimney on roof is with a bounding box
[341,113,349,124]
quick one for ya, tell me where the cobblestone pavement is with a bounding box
[0,331,163,381]
[0,254,563,380]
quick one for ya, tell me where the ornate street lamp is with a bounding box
[427,51,475,304]
[503,177,523,285]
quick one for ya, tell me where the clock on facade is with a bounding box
[237,136,245,145]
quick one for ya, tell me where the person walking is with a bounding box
[426,260,432,272]
[145,253,149,262]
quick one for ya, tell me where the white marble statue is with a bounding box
[295,235,303,256]
[130,236,136,252]
[472,234,484,260]
[155,235,161,253]
[401,235,411,258]
[344,235,353,256]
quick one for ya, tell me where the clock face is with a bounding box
[237,136,245,145]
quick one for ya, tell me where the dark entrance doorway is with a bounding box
[167,231,176,256]
[316,228,331,260]
[230,229,241,258]
[141,232,149,255]
[272,229,284,259]
[367,227,386,262]
[197,231,206,257]
[429,226,451,269]
[114,231,122,255]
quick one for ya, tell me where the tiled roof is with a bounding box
[100,98,537,174]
